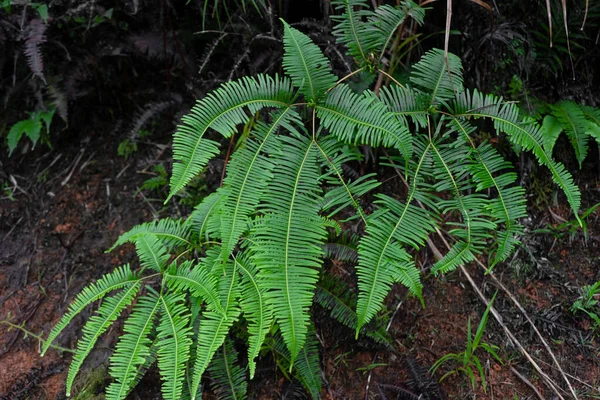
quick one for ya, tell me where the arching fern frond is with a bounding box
[135,234,170,272]
[168,75,295,200]
[253,134,326,365]
[156,292,193,400]
[281,21,337,103]
[410,48,464,107]
[106,291,161,400]
[66,282,141,396]
[550,101,591,167]
[379,85,429,128]
[219,109,296,262]
[316,274,391,345]
[292,328,322,399]
[270,327,322,399]
[187,192,223,242]
[189,262,241,399]
[208,339,248,400]
[108,218,191,252]
[235,254,272,379]
[317,84,412,159]
[365,1,425,60]
[331,0,372,66]
[165,260,223,315]
[41,265,138,357]
[356,143,436,332]
[453,89,581,218]
[429,139,494,274]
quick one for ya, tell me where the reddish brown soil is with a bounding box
[1,136,599,399]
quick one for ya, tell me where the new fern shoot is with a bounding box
[42,1,583,398]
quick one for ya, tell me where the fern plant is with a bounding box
[541,100,600,167]
[43,1,584,398]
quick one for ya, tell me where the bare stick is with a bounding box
[511,366,546,400]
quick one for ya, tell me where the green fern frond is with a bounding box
[66,282,141,396]
[453,89,581,218]
[293,329,322,399]
[108,218,191,252]
[317,84,412,159]
[189,262,241,399]
[466,141,526,266]
[365,1,425,60]
[106,291,161,400]
[379,85,429,128]
[448,117,527,266]
[208,339,248,400]
[331,0,372,66]
[315,275,391,345]
[165,260,223,315]
[219,109,297,262]
[356,144,436,332]
[168,74,295,200]
[550,101,591,167]
[410,48,464,107]
[42,265,138,357]
[253,134,326,365]
[541,114,563,152]
[187,192,223,242]
[270,327,322,399]
[321,173,380,219]
[135,234,170,272]
[156,292,193,400]
[281,20,337,103]
[429,140,495,274]
[235,255,273,379]
[315,138,372,222]
[581,105,600,141]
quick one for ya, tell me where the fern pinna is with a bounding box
[43,2,583,399]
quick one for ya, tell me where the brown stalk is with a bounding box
[546,0,553,47]
[581,0,589,30]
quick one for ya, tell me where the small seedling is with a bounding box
[534,203,600,242]
[571,281,600,331]
[431,292,502,392]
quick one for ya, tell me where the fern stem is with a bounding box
[327,67,365,93]
[377,68,404,89]
[1,320,74,353]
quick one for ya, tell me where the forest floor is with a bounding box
[1,132,599,399]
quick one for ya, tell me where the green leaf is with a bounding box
[219,109,295,261]
[331,0,372,65]
[253,135,326,364]
[168,75,294,200]
[108,218,191,252]
[66,282,141,395]
[165,260,223,315]
[208,340,248,400]
[316,84,412,160]
[453,89,581,219]
[42,265,138,356]
[7,119,42,155]
[541,114,563,152]
[156,292,193,400]
[550,101,591,167]
[410,48,464,107]
[106,292,161,400]
[281,20,337,103]
[235,255,273,379]
[356,144,436,331]
[189,262,241,399]
[135,234,170,272]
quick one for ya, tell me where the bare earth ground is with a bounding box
[1,135,599,399]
